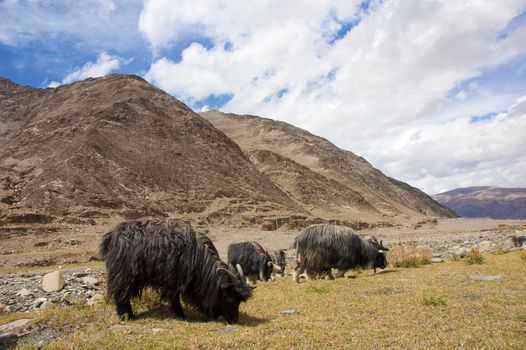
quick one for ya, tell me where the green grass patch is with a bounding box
[423,294,447,307]
[306,285,329,294]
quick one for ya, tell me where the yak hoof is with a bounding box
[173,311,185,319]
[119,313,136,321]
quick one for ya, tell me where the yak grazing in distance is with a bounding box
[99,217,252,324]
[227,241,275,284]
[293,224,389,282]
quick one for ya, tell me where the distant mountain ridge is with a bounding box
[433,186,526,219]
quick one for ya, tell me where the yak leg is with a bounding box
[326,270,335,280]
[334,269,345,278]
[292,270,300,283]
[306,271,318,280]
[116,298,134,320]
[248,275,257,285]
[171,294,185,319]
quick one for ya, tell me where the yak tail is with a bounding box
[99,232,113,260]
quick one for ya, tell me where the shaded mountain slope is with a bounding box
[0,75,298,221]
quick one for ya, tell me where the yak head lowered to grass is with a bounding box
[100,217,252,324]
[366,236,390,272]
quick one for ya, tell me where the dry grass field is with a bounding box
[3,250,525,349]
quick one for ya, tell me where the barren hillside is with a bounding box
[201,110,456,224]
[0,75,300,228]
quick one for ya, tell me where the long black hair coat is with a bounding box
[294,224,389,276]
[100,217,252,323]
[227,241,274,282]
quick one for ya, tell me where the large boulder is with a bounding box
[42,271,65,292]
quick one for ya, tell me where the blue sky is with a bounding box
[1,0,526,194]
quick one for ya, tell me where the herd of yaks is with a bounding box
[100,216,524,324]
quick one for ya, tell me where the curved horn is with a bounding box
[217,267,240,282]
[235,264,245,281]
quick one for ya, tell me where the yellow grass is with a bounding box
[3,251,526,349]
[465,247,486,265]
[388,243,432,268]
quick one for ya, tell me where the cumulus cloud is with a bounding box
[141,0,526,194]
[375,96,526,194]
[48,52,123,87]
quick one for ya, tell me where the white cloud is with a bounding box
[374,96,526,194]
[48,52,123,87]
[0,0,142,52]
[141,0,526,194]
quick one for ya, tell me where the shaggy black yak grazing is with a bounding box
[293,224,389,281]
[99,217,252,323]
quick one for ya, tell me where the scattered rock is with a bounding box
[430,258,444,263]
[81,277,99,286]
[0,303,6,315]
[32,298,48,310]
[64,239,81,246]
[218,326,240,333]
[0,333,18,350]
[281,309,298,315]
[150,328,164,334]
[17,288,33,298]
[453,247,467,258]
[63,294,85,306]
[87,294,104,306]
[42,271,65,292]
[470,275,505,282]
[34,241,49,247]
[477,240,493,251]
[0,319,33,333]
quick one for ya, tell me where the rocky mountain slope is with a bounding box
[201,110,456,224]
[0,75,300,229]
[0,75,455,235]
[433,186,526,219]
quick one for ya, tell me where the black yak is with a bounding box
[99,217,252,323]
[512,235,526,247]
[293,224,389,282]
[227,242,275,284]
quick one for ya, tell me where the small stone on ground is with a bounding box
[470,275,505,281]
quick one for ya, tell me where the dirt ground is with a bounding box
[1,217,525,270]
